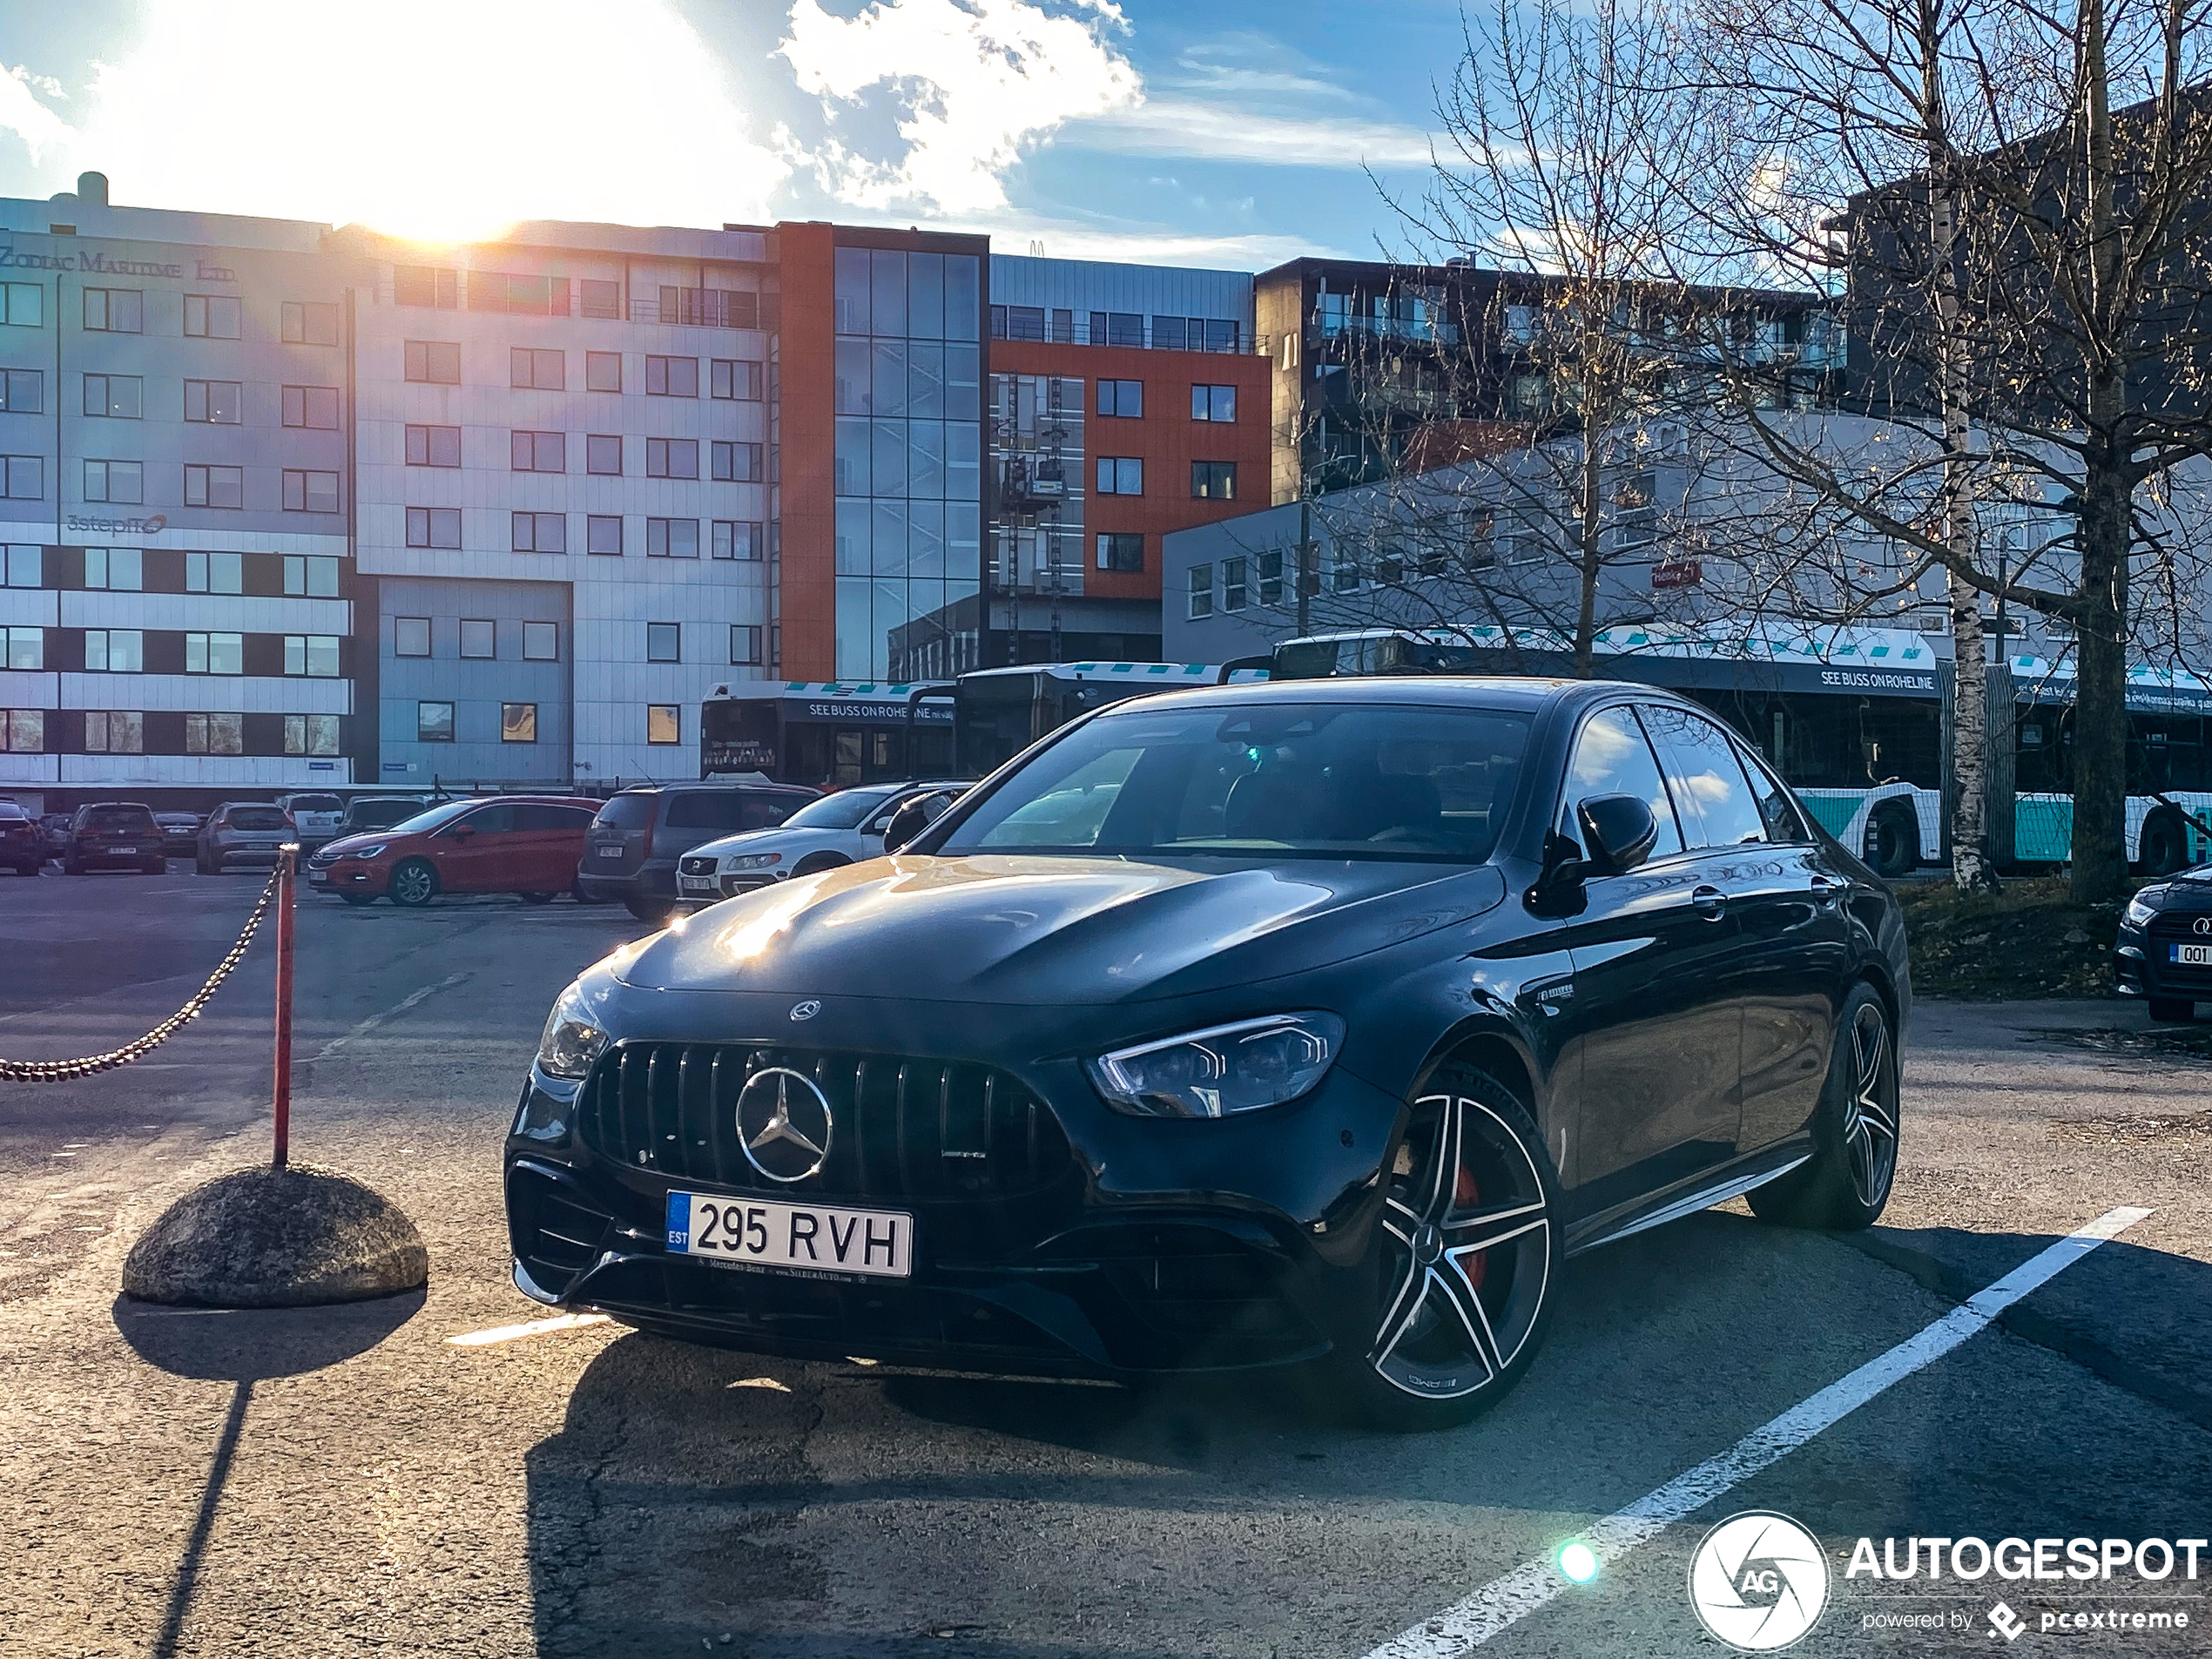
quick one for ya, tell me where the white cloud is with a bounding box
[778,0,1141,213]
[53,1,788,239]
[1071,98,1439,169]
[0,65,71,159]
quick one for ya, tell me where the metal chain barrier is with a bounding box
[0,859,288,1083]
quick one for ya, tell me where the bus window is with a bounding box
[701,699,779,775]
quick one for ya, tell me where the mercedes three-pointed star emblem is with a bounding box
[735,1067,834,1183]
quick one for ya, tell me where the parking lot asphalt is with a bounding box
[0,869,2207,1657]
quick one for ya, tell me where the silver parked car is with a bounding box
[196,802,293,873]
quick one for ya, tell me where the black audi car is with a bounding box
[506,678,1908,1429]
[2116,870,2212,1020]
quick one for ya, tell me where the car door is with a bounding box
[519,803,597,888]
[1543,704,1751,1218]
[432,803,516,892]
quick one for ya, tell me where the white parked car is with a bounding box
[674,779,967,905]
[275,791,347,848]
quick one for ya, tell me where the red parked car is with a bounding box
[306,796,603,907]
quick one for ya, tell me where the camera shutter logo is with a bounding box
[1687,1511,1830,1651]
[736,1067,833,1183]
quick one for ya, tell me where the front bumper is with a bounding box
[307,858,385,892]
[2115,928,2212,1004]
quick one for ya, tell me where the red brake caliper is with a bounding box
[1454,1165,1487,1289]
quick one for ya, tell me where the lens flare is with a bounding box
[1557,1540,1599,1584]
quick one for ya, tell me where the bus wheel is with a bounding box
[1864,805,1918,878]
[2139,811,2188,877]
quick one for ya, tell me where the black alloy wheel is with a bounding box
[388,858,440,907]
[1334,1066,1559,1431]
[1750,985,1899,1230]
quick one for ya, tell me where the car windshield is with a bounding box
[378,799,483,838]
[938,701,1530,862]
[226,807,288,831]
[593,795,658,832]
[781,787,901,830]
[345,799,424,829]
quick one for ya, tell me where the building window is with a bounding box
[85,288,145,333]
[406,424,460,467]
[1096,380,1142,418]
[710,441,760,482]
[83,373,140,418]
[417,701,455,743]
[285,713,340,756]
[184,464,245,509]
[1,283,44,327]
[406,506,462,549]
[3,545,37,586]
[3,626,42,669]
[283,469,341,513]
[587,515,624,556]
[282,301,340,345]
[184,632,244,675]
[1096,533,1143,573]
[501,703,537,744]
[185,712,244,755]
[394,617,431,658]
[1222,556,1248,611]
[184,379,242,423]
[711,358,764,401]
[84,547,142,590]
[585,435,623,475]
[2,455,44,498]
[1191,384,1237,421]
[404,340,462,384]
[84,460,142,504]
[511,511,565,553]
[645,623,680,662]
[185,551,243,594]
[470,272,570,315]
[84,629,145,672]
[644,354,698,397]
[646,705,679,745]
[182,293,239,339]
[584,350,622,392]
[522,621,557,661]
[281,385,341,428]
[510,347,563,390]
[1332,550,1361,593]
[284,635,341,677]
[0,368,41,412]
[711,520,761,561]
[646,437,699,480]
[459,619,495,659]
[395,266,458,309]
[1257,550,1284,604]
[1191,461,1238,500]
[280,554,339,598]
[1096,456,1143,496]
[0,709,42,752]
[84,711,143,753]
[511,430,566,472]
[730,624,763,665]
[646,518,698,558]
[580,279,621,320]
[1187,563,1213,619]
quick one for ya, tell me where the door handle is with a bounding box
[1690,885,1727,920]
[1808,874,1843,906]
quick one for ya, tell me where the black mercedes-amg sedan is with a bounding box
[505,677,1908,1429]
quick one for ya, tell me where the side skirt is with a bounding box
[1564,1145,1812,1258]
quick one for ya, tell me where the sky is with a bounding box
[0,0,1476,274]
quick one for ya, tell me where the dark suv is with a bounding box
[577,781,815,921]
[63,803,166,874]
[0,800,41,875]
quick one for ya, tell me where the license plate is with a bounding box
[112,846,137,855]
[678,875,718,892]
[2171,944,2212,966]
[597,846,624,859]
[665,1191,912,1278]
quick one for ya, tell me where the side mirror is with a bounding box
[881,800,931,853]
[1575,793,1660,876]
[446,823,475,840]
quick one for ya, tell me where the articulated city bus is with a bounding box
[953,662,1270,777]
[1267,625,2212,875]
[699,681,954,790]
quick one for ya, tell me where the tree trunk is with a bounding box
[1575,437,1602,678]
[2070,465,2132,901]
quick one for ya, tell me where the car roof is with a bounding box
[617,780,814,795]
[1096,674,1666,717]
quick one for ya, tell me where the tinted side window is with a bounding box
[1731,739,1810,842]
[594,794,657,832]
[1641,706,1768,848]
[516,804,595,831]
[1560,706,1683,860]
[456,804,516,834]
[663,792,753,832]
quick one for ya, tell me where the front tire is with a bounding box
[2139,812,2188,877]
[1863,805,1917,877]
[341,892,380,907]
[388,858,440,907]
[1749,986,1899,1231]
[1327,1065,1560,1431]
[2148,997,2197,1023]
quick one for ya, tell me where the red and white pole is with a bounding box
[272,845,296,1169]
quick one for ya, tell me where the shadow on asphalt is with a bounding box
[111,1287,424,1381]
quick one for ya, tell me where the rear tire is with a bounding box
[63,857,84,876]
[1749,985,1898,1231]
[2148,997,2197,1023]
[388,858,440,907]
[1863,805,1918,877]
[623,894,674,924]
[519,890,556,905]
[1325,1063,1560,1432]
[2139,812,2188,877]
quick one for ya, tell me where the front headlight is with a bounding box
[1088,1012,1346,1119]
[347,843,387,860]
[728,852,784,870]
[536,982,610,1080]
[2124,888,2165,929]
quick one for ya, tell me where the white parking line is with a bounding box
[306,972,470,1063]
[445,1312,612,1347]
[1358,1205,2155,1659]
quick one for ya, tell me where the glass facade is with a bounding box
[833,246,983,679]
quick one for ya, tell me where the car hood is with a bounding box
[690,825,840,860]
[617,853,1508,1005]
[314,831,388,855]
